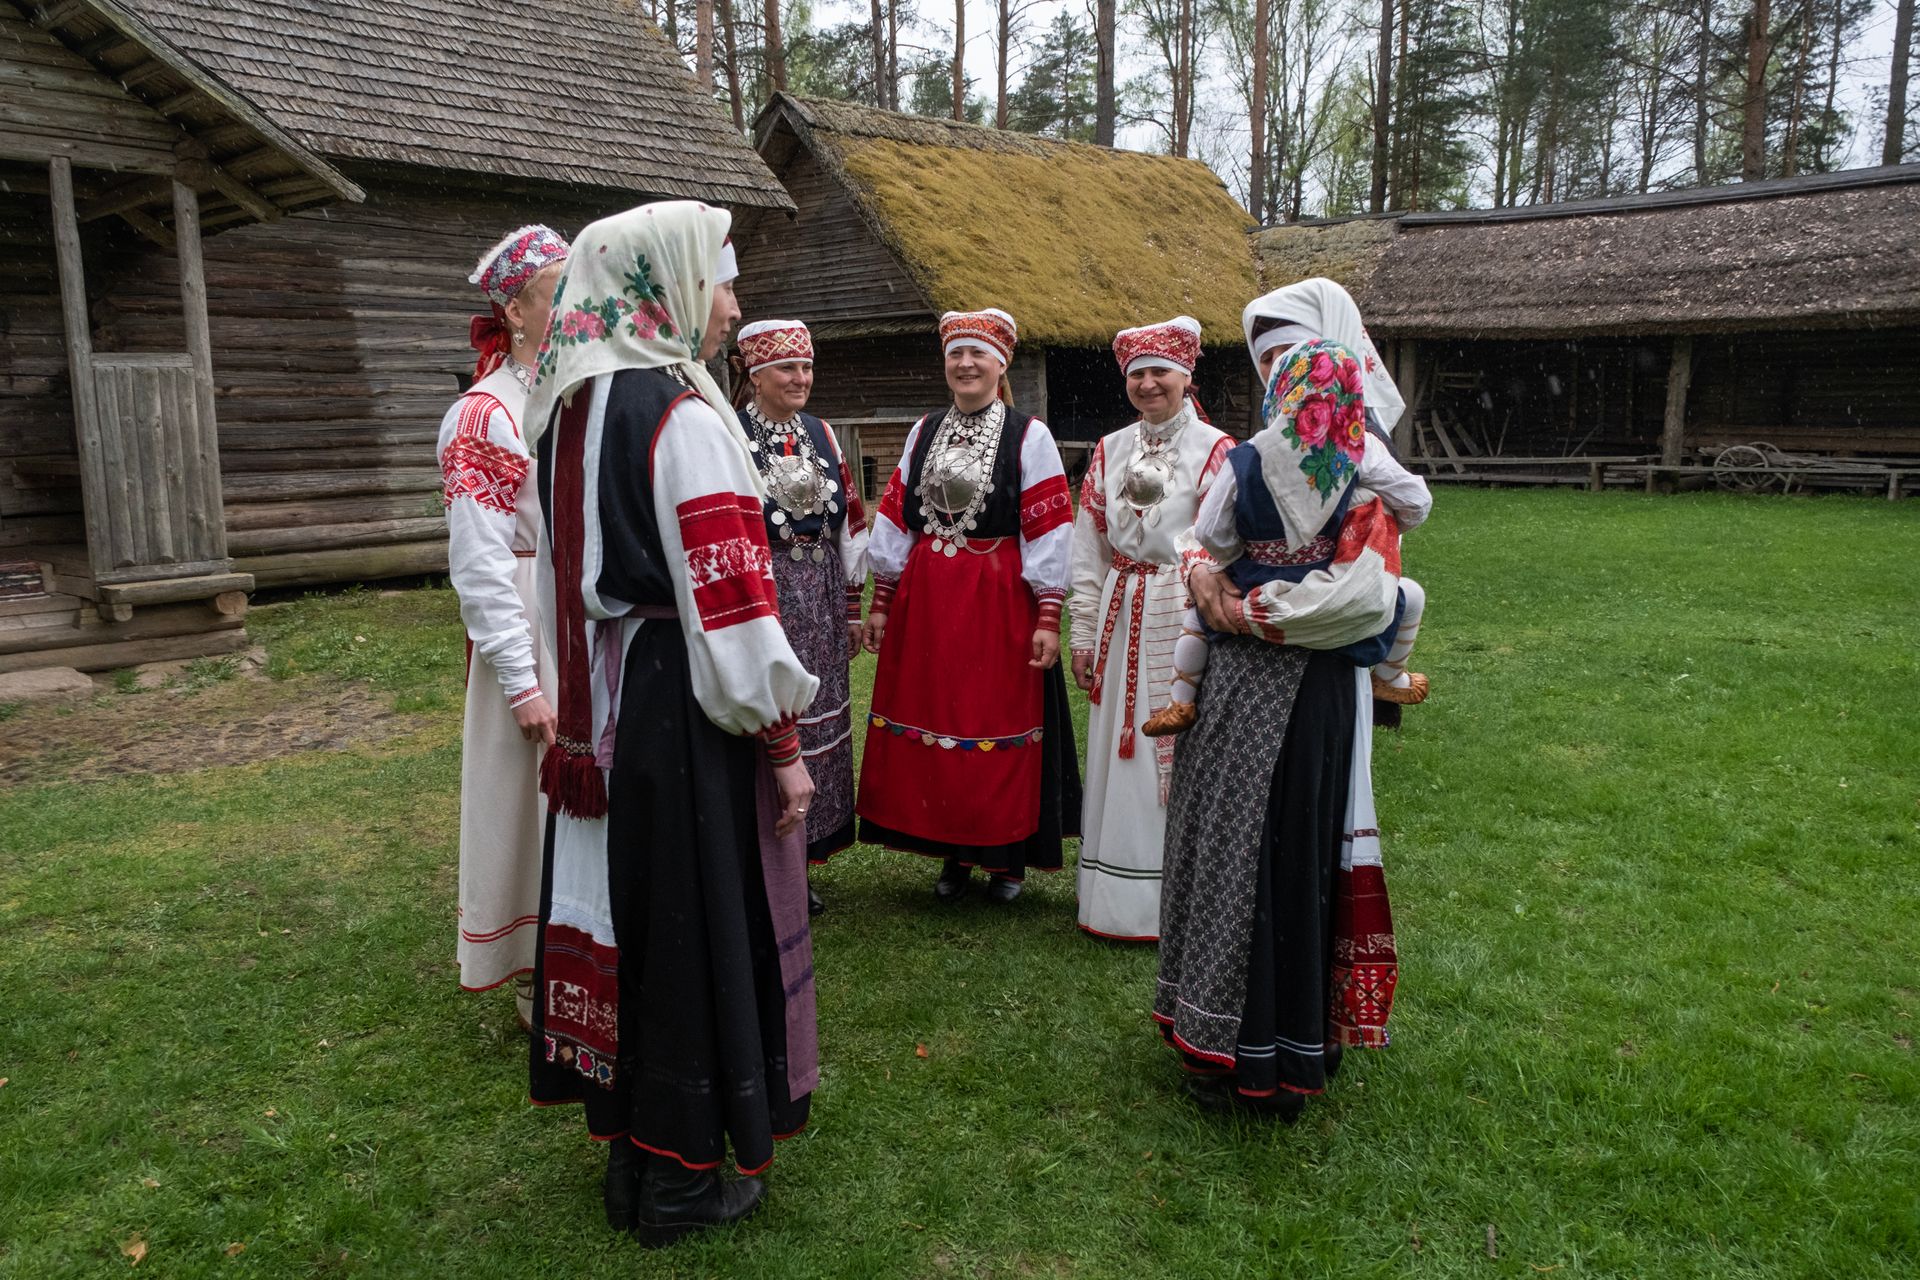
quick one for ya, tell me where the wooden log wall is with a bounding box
[1688,327,1920,454]
[0,171,86,553]
[732,134,929,325]
[103,166,627,588]
[0,4,183,174]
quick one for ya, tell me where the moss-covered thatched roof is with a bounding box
[1253,165,1920,338]
[765,95,1258,346]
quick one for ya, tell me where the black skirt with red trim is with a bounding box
[1160,649,1355,1096]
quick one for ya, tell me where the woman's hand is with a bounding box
[1071,650,1095,691]
[847,620,864,661]
[773,759,815,838]
[1189,566,1247,635]
[862,611,887,654]
[1030,629,1060,670]
[512,693,558,746]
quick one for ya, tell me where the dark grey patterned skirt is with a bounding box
[770,545,856,862]
[1155,639,1357,1095]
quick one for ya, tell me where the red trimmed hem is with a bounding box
[1166,1027,1237,1068]
[459,964,534,994]
[1177,1059,1233,1077]
[1273,1081,1325,1097]
[460,915,540,945]
[630,1138,724,1172]
[525,1095,581,1109]
[588,1129,631,1143]
[736,1154,774,1177]
[1078,924,1158,943]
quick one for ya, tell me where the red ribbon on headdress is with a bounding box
[469,305,510,382]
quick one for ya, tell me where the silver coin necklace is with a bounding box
[744,402,839,562]
[917,401,1006,558]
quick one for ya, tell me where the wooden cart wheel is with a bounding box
[1713,444,1774,492]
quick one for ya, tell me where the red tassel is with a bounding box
[540,748,608,820]
[1088,672,1104,707]
[1118,724,1135,759]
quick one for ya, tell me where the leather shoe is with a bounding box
[603,1140,643,1231]
[632,1153,766,1247]
[933,859,971,901]
[985,874,1022,904]
[807,883,824,916]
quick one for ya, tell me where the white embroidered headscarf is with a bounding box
[525,200,762,494]
[1242,277,1406,434]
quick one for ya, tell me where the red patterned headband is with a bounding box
[1113,316,1201,375]
[939,308,1017,365]
[471,224,571,306]
[737,319,813,372]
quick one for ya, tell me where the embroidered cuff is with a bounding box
[870,579,897,614]
[1070,647,1095,661]
[759,717,801,767]
[506,685,544,709]
[845,584,865,622]
[1036,595,1063,634]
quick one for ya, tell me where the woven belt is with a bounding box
[1089,551,1167,760]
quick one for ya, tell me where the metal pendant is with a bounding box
[943,542,959,558]
[811,546,826,563]
[790,545,805,561]
[771,509,787,525]
[747,436,761,451]
[827,500,839,514]
[929,537,945,554]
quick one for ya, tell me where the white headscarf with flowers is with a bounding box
[1242,277,1406,434]
[525,200,761,495]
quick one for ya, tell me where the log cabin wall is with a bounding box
[1687,327,1920,454]
[0,175,83,555]
[104,165,630,588]
[731,133,929,325]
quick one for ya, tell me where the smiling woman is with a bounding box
[856,308,1083,905]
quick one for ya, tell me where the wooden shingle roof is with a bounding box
[124,0,793,210]
[1253,165,1920,338]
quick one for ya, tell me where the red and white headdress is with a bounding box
[1113,316,1201,375]
[470,224,572,306]
[939,308,1017,365]
[736,319,813,373]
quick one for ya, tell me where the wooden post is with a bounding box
[49,157,114,580]
[1662,335,1693,467]
[1392,339,1418,456]
[173,176,228,560]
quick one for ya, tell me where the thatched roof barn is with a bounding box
[3,0,792,649]
[1,0,365,673]
[1253,166,1920,468]
[733,94,1261,485]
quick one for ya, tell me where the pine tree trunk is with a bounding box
[887,0,899,109]
[995,0,1010,128]
[695,0,714,91]
[1370,0,1392,211]
[719,0,743,128]
[1174,0,1194,156]
[1780,10,1814,176]
[764,0,786,91]
[1694,0,1713,181]
[871,0,888,108]
[1741,0,1772,180]
[1250,0,1269,215]
[1391,0,1410,206]
[1888,0,1915,164]
[954,0,967,121]
[1096,0,1117,144]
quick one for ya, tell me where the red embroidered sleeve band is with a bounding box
[845,584,865,622]
[507,685,544,708]
[1036,595,1063,634]
[870,580,897,614]
[759,718,802,766]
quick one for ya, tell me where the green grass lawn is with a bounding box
[2,488,1917,1278]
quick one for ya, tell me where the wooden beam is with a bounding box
[78,174,171,221]
[116,205,175,250]
[117,58,172,93]
[151,88,198,117]
[96,572,254,607]
[29,1,89,29]
[1662,335,1694,467]
[49,156,112,587]
[204,164,279,222]
[75,29,128,59]
[173,176,227,561]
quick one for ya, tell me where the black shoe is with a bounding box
[1323,1042,1344,1080]
[933,859,971,902]
[1184,1075,1235,1113]
[984,874,1023,904]
[807,883,824,916]
[1184,1075,1305,1124]
[603,1140,643,1231]
[631,1153,766,1248]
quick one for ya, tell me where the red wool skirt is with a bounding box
[858,537,1045,849]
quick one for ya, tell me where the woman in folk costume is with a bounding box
[1144,280,1432,734]
[1067,317,1231,942]
[730,319,870,909]
[1153,281,1418,1119]
[523,202,820,1245]
[858,308,1082,905]
[439,224,569,1024]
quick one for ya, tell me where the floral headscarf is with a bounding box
[1251,338,1369,546]
[1242,277,1406,434]
[524,200,761,494]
